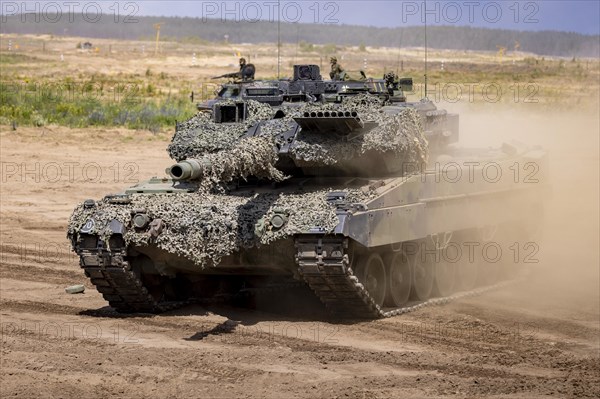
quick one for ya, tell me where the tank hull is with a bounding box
[70,145,548,316]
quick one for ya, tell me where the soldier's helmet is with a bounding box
[239,57,246,66]
[330,56,337,63]
[384,71,397,82]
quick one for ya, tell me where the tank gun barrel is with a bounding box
[167,135,285,183]
[167,158,211,181]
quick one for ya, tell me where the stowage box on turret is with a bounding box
[68,65,548,318]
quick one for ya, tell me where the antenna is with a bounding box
[294,23,300,66]
[395,25,403,75]
[153,22,164,56]
[424,0,428,99]
[277,0,281,79]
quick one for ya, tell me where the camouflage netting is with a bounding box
[197,136,286,186]
[168,100,274,161]
[289,95,428,166]
[68,188,375,268]
[169,95,428,173]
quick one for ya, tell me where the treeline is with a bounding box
[1,14,598,57]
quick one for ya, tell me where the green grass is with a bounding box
[0,79,196,131]
[1,52,597,129]
[0,53,41,64]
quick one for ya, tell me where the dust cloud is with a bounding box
[445,102,599,317]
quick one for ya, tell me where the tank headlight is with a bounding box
[133,213,150,229]
[270,213,288,230]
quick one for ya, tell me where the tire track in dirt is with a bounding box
[1,262,82,284]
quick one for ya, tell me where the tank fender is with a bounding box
[334,214,350,236]
[345,203,426,247]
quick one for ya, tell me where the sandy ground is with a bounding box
[0,105,599,398]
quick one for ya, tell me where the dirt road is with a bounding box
[1,107,598,398]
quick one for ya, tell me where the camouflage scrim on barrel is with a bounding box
[168,136,286,184]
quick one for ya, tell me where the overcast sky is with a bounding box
[2,1,599,35]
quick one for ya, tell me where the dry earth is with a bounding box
[0,105,598,398]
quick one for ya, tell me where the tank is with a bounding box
[67,65,548,318]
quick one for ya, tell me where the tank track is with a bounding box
[295,236,515,319]
[76,241,189,313]
[76,238,305,313]
[76,235,514,317]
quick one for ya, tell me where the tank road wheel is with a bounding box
[456,257,478,291]
[477,226,501,286]
[129,255,167,300]
[498,206,544,280]
[355,253,387,307]
[130,255,191,303]
[411,243,434,301]
[433,250,457,297]
[444,230,477,291]
[384,251,412,307]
